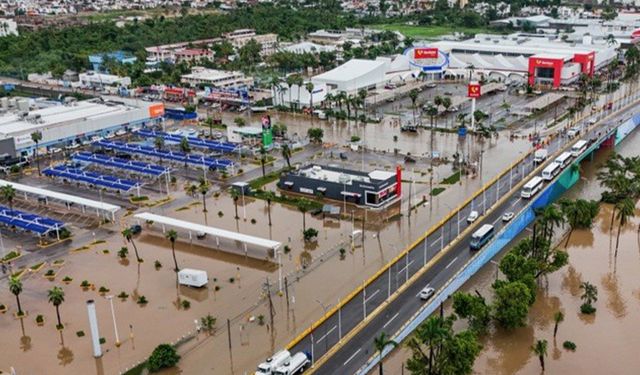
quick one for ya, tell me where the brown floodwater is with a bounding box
[380,121,640,375]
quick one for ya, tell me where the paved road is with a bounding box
[287,92,640,374]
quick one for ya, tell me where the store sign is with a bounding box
[468,82,481,98]
[534,59,556,68]
[300,187,314,194]
[414,47,438,59]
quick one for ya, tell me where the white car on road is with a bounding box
[502,212,515,222]
[419,286,435,300]
[467,210,479,223]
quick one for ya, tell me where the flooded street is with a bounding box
[381,121,640,374]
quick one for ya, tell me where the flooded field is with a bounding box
[380,123,640,374]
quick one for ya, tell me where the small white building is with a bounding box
[78,72,132,89]
[0,19,18,37]
[181,67,254,89]
[223,29,278,56]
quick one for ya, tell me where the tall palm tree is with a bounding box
[553,311,564,339]
[230,188,240,219]
[358,89,368,114]
[614,197,635,257]
[198,177,209,214]
[531,339,548,371]
[187,184,197,198]
[9,276,24,316]
[281,144,292,169]
[324,92,334,109]
[538,204,564,244]
[264,191,275,226]
[441,97,452,127]
[154,136,165,165]
[121,227,142,262]
[165,229,179,272]
[305,81,315,111]
[259,146,267,178]
[48,286,65,329]
[1,184,16,211]
[179,137,191,168]
[294,75,304,110]
[408,316,447,374]
[409,88,419,126]
[298,199,311,231]
[373,332,397,375]
[285,74,297,111]
[580,281,598,306]
[31,131,43,176]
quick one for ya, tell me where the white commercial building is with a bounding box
[0,97,164,157]
[0,19,18,37]
[78,72,132,88]
[223,29,278,56]
[181,67,254,89]
[280,41,337,54]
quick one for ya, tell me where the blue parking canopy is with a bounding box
[95,140,233,169]
[43,165,141,192]
[136,129,238,153]
[73,152,168,177]
[0,205,64,235]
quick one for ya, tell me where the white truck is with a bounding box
[256,350,291,375]
[533,148,548,164]
[273,352,310,375]
[177,269,208,288]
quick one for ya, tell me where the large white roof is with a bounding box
[134,212,281,249]
[0,179,120,214]
[314,59,386,83]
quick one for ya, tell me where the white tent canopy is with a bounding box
[133,212,281,251]
[0,179,120,221]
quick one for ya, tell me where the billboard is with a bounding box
[468,82,481,98]
[148,103,165,118]
[261,115,273,147]
[413,48,438,59]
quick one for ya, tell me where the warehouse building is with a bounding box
[278,164,401,208]
[181,67,254,89]
[0,97,164,157]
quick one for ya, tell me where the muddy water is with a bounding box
[381,123,640,374]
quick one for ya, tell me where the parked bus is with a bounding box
[541,162,561,181]
[571,140,588,157]
[554,152,573,169]
[521,176,544,199]
[470,224,495,250]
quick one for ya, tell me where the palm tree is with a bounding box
[441,97,452,127]
[373,332,397,375]
[345,95,353,120]
[336,91,347,111]
[1,184,16,211]
[538,204,564,244]
[409,88,419,126]
[580,281,598,306]
[305,81,315,111]
[48,286,65,329]
[187,184,197,198]
[264,191,275,226]
[165,229,179,272]
[179,137,191,168]
[281,144,292,169]
[154,136,165,165]
[285,75,296,111]
[553,311,564,339]
[122,227,142,262]
[9,276,24,316]
[324,92,334,109]
[230,188,240,219]
[358,88,368,114]
[298,199,312,231]
[408,316,447,374]
[294,75,304,110]
[531,339,548,371]
[614,197,635,257]
[259,146,267,178]
[31,131,43,175]
[198,177,209,214]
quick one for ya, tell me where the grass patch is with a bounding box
[91,239,106,245]
[52,259,65,266]
[175,206,190,212]
[253,190,323,211]
[370,24,494,39]
[11,269,26,279]
[430,187,446,196]
[441,171,461,185]
[2,251,21,262]
[71,246,90,253]
[130,195,149,203]
[563,341,577,351]
[248,169,286,190]
[29,262,45,272]
[122,362,147,375]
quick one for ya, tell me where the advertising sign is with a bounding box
[413,48,438,59]
[468,83,481,98]
[148,103,165,118]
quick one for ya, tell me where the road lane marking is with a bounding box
[510,197,521,208]
[383,312,400,329]
[430,236,441,247]
[344,348,362,366]
[397,260,415,275]
[365,289,380,303]
[445,256,458,269]
[317,325,337,343]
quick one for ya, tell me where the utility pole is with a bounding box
[284,276,290,311]
[266,278,275,330]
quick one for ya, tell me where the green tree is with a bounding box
[230,188,240,219]
[154,136,165,165]
[531,339,548,371]
[122,227,142,262]
[409,88,419,126]
[492,281,532,330]
[48,286,65,329]
[307,127,324,143]
[9,276,24,316]
[559,198,600,247]
[580,281,598,307]
[285,74,297,111]
[614,197,635,257]
[179,136,191,168]
[281,144,292,168]
[165,229,179,272]
[374,332,397,375]
[305,81,315,110]
[259,146,267,178]
[198,177,210,217]
[553,311,564,339]
[31,131,43,175]
[264,191,275,227]
[452,292,490,335]
[1,184,16,211]
[298,199,313,231]
[147,343,180,372]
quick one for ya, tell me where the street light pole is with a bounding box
[106,295,121,347]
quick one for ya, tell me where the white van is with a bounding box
[533,149,548,164]
[256,350,291,375]
[273,352,310,375]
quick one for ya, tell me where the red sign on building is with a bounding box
[414,47,438,59]
[468,82,481,98]
[528,57,565,88]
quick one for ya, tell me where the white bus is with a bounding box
[470,224,495,250]
[541,162,561,181]
[554,152,573,169]
[571,140,588,157]
[521,176,544,199]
